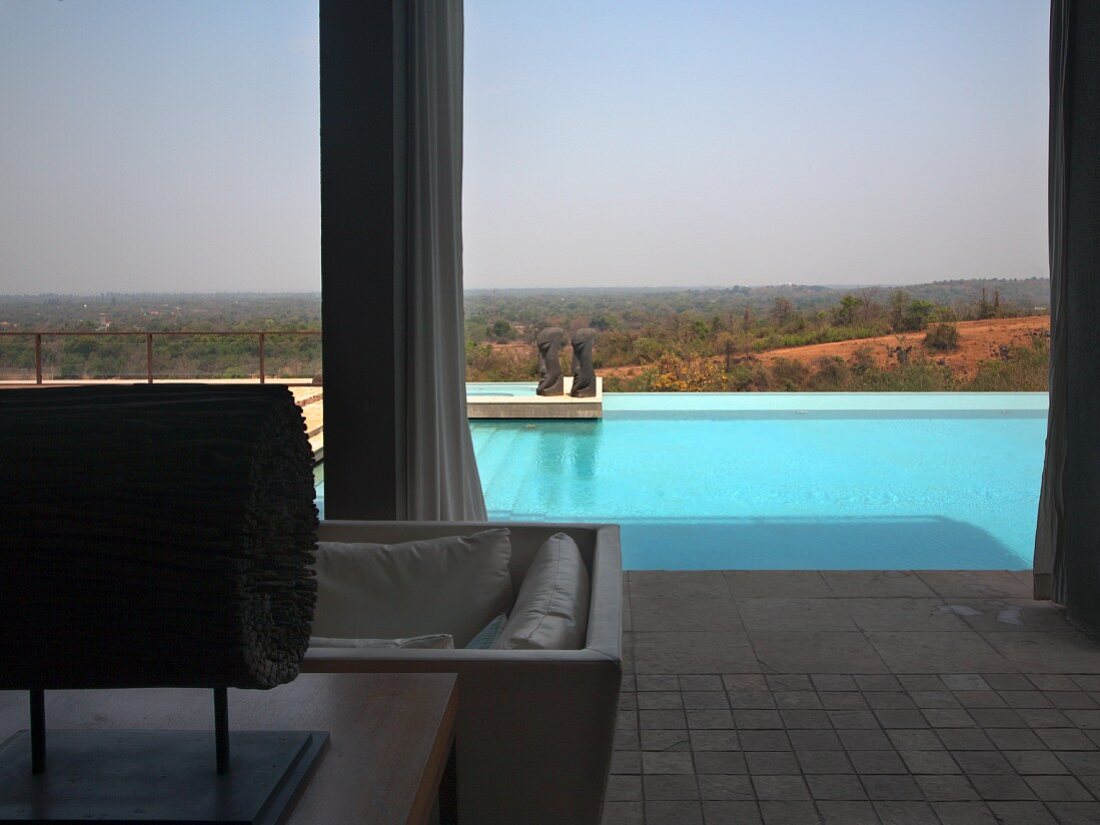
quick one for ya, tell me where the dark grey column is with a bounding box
[319,0,408,520]
[1055,0,1100,629]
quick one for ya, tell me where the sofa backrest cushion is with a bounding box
[494,532,590,650]
[311,529,512,647]
[317,521,599,595]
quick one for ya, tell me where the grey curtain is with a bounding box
[1033,0,1071,602]
[405,0,488,520]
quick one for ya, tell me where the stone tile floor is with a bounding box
[606,570,1100,825]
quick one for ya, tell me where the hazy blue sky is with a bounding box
[0,0,1048,293]
[0,0,319,294]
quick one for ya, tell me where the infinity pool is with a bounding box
[470,392,1047,570]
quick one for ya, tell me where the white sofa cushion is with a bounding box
[310,634,454,650]
[311,528,512,647]
[494,532,590,650]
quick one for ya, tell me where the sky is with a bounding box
[0,0,1048,294]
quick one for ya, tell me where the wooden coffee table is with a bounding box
[0,673,457,824]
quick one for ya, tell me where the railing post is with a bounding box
[146,334,153,384]
[259,332,266,384]
[34,334,42,384]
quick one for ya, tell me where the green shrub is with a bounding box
[754,324,887,352]
[809,356,851,390]
[853,361,956,392]
[728,361,770,391]
[889,290,936,332]
[768,358,809,391]
[923,323,960,353]
[490,319,516,340]
[849,346,875,374]
[967,337,1049,391]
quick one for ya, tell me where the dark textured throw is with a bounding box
[0,385,318,690]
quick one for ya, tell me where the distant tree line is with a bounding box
[0,282,1048,389]
[464,280,1049,389]
[0,294,321,380]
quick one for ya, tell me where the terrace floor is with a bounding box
[608,570,1100,825]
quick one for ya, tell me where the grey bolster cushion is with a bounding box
[494,532,590,650]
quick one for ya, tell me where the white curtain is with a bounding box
[405,0,487,521]
[1033,0,1070,602]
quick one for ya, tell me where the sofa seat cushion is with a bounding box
[311,528,512,647]
[310,634,454,650]
[494,532,590,650]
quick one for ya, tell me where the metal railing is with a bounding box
[0,330,321,384]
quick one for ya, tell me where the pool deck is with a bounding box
[294,388,324,460]
[608,569,1100,825]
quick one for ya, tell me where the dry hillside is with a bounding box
[756,315,1049,380]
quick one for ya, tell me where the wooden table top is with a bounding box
[0,673,457,825]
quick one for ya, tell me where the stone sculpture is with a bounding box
[570,328,597,397]
[536,327,565,396]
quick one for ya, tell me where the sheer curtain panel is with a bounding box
[405,0,487,520]
[1033,0,1071,603]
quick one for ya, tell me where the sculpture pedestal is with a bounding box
[0,729,328,824]
[468,377,603,419]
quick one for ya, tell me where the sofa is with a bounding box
[303,520,623,825]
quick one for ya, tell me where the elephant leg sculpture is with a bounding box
[571,328,597,397]
[536,327,565,396]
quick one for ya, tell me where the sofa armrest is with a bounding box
[305,646,612,668]
[303,646,621,825]
[585,525,623,660]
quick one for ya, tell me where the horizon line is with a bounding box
[0,275,1052,300]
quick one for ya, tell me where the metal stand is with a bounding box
[3,687,329,823]
[27,688,233,777]
[29,689,44,776]
[214,687,229,775]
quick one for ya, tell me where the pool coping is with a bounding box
[466,386,1048,415]
[604,391,1049,413]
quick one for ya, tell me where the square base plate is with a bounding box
[0,729,328,823]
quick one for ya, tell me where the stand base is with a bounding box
[0,729,328,823]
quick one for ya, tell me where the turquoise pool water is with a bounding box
[470,392,1047,570]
